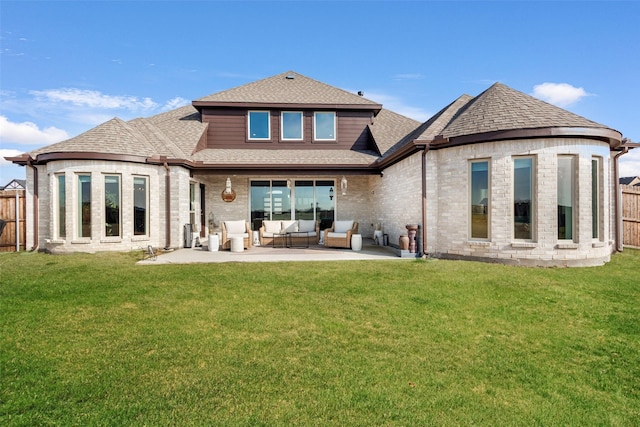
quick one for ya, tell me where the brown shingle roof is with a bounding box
[440,82,606,139]
[191,148,379,166]
[195,71,381,108]
[29,106,207,160]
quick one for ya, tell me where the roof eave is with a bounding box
[192,101,382,113]
[436,127,623,149]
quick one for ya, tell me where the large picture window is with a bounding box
[248,111,270,140]
[314,112,336,141]
[470,160,490,239]
[78,174,91,238]
[281,111,303,140]
[104,175,121,237]
[514,158,534,239]
[56,174,66,238]
[557,156,575,240]
[133,176,148,236]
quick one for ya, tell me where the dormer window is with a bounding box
[314,112,336,141]
[281,111,303,140]
[248,111,270,140]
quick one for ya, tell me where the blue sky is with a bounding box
[1,0,639,183]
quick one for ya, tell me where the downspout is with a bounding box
[420,143,431,257]
[163,162,171,249]
[26,158,39,252]
[613,146,629,252]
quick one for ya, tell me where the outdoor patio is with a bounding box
[138,238,415,264]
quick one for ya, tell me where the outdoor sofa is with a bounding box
[259,219,320,246]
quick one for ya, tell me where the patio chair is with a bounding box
[221,220,252,250]
[324,221,358,249]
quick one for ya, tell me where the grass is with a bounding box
[1,249,639,426]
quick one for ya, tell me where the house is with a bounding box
[6,71,636,266]
[620,176,640,186]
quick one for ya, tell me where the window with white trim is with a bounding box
[557,156,575,240]
[104,175,121,237]
[514,157,534,240]
[78,174,91,238]
[470,160,490,239]
[281,111,303,140]
[248,111,270,140]
[133,176,148,236]
[314,112,336,141]
[56,174,66,238]
[592,157,602,240]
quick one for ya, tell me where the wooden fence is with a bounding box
[622,185,640,248]
[0,190,26,252]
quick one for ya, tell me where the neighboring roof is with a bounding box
[1,179,26,190]
[194,71,382,110]
[620,176,640,186]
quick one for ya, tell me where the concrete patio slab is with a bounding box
[138,239,416,265]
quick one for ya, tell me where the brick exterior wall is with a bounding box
[378,138,615,267]
[27,136,618,266]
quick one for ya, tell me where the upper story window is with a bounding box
[314,112,336,141]
[248,111,270,140]
[281,111,303,140]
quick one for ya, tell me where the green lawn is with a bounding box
[1,249,639,426]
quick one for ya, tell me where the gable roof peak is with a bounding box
[194,71,382,109]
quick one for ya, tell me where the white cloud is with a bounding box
[620,147,640,177]
[29,88,159,112]
[531,82,591,107]
[0,115,69,145]
[0,149,25,166]
[161,97,190,111]
[361,91,432,122]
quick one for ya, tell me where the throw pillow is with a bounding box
[225,220,245,234]
[298,219,316,233]
[333,220,354,233]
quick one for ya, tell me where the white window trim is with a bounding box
[281,111,304,141]
[133,175,150,238]
[248,110,271,140]
[512,156,536,242]
[557,155,576,242]
[313,111,336,141]
[469,159,491,241]
[54,173,66,240]
[103,174,122,239]
[76,173,92,240]
[592,156,602,241]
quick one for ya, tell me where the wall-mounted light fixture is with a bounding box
[329,187,334,200]
[221,177,236,202]
[341,176,348,195]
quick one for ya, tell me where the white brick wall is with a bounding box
[27,136,618,266]
[378,138,615,266]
